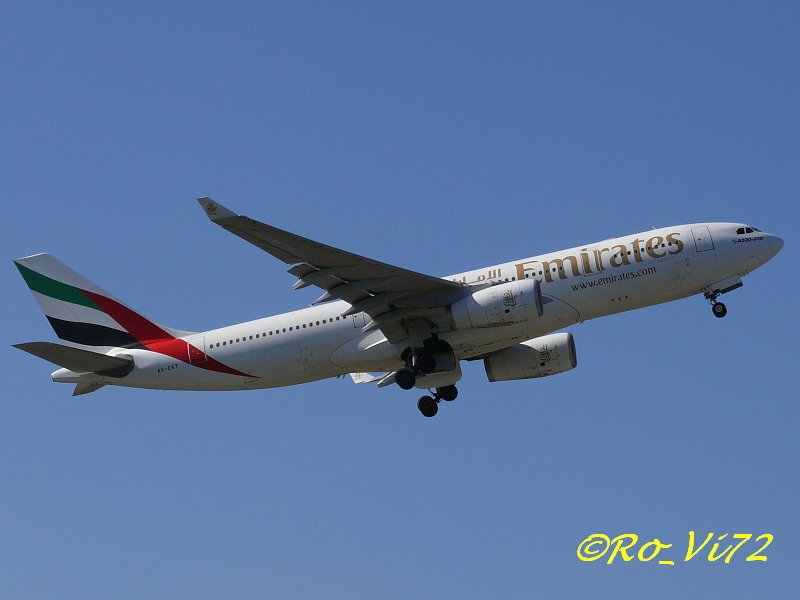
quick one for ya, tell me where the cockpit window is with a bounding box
[737,226,759,235]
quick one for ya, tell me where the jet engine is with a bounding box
[447,279,542,330]
[484,332,577,382]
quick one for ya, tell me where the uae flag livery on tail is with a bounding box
[14,254,254,378]
[13,254,186,348]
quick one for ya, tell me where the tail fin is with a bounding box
[14,253,194,349]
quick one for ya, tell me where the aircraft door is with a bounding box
[187,336,207,365]
[692,226,715,252]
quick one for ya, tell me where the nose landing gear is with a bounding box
[704,289,728,318]
[703,276,743,319]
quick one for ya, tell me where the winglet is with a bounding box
[197,197,238,222]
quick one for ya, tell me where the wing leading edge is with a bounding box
[197,197,469,342]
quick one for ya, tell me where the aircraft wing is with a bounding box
[198,197,469,342]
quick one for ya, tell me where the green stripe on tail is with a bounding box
[14,262,101,310]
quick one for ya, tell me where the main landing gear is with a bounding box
[417,385,459,418]
[704,289,728,319]
[395,344,445,391]
[396,339,460,418]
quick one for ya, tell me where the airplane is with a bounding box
[13,198,783,417]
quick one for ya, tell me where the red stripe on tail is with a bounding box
[83,290,256,378]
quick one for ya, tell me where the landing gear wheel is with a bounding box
[712,302,728,318]
[417,395,439,418]
[395,368,416,390]
[416,352,436,374]
[437,385,458,402]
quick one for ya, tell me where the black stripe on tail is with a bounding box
[46,317,142,348]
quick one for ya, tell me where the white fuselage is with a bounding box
[53,222,782,391]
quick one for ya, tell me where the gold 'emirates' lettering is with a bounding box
[646,235,665,258]
[541,256,579,281]
[631,238,643,261]
[666,232,684,253]
[610,245,630,267]
[513,232,684,283]
[580,249,593,274]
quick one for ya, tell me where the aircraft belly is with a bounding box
[263,343,316,385]
[330,330,405,373]
[98,349,247,391]
[263,333,347,386]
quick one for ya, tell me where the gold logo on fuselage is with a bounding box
[514,232,685,283]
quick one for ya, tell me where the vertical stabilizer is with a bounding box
[14,253,194,349]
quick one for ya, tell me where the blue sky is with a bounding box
[2,2,798,598]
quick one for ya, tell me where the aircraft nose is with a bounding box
[744,232,783,272]
[767,233,784,257]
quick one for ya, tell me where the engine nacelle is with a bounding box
[447,279,542,330]
[484,332,577,382]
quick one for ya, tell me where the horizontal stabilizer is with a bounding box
[14,342,133,377]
